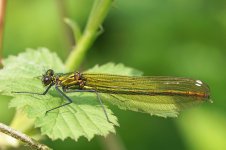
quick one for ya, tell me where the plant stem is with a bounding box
[0,123,51,150]
[65,0,113,71]
[0,0,6,68]
[10,110,35,134]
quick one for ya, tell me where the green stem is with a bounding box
[10,110,35,134]
[65,0,113,71]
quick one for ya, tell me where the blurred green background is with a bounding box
[1,0,226,150]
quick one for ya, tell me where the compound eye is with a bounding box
[42,76,51,86]
[46,69,54,76]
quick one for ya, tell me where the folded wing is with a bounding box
[83,73,210,117]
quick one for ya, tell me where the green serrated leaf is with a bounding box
[0,48,141,141]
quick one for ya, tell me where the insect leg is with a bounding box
[64,89,113,124]
[12,83,53,95]
[45,86,72,114]
[94,90,113,124]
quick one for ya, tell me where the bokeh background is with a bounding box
[1,0,226,150]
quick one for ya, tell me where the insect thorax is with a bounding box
[57,72,86,89]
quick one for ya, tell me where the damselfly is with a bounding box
[14,69,210,122]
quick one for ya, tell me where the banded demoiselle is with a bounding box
[14,69,211,122]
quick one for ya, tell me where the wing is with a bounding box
[82,73,211,117]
